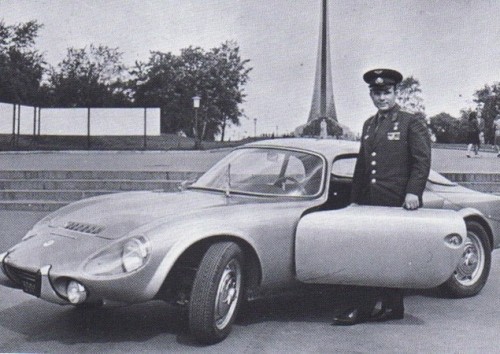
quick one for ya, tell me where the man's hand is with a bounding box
[403,193,420,210]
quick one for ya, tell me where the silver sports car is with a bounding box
[1,138,499,343]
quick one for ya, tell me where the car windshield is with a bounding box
[191,147,325,197]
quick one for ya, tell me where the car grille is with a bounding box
[64,221,104,235]
[3,264,41,297]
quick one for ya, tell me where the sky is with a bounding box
[1,0,500,139]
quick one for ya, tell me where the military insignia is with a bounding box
[387,132,400,140]
[393,122,399,130]
[374,70,383,74]
[375,77,384,85]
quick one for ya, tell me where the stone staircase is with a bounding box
[441,173,500,195]
[0,170,203,211]
[0,170,498,211]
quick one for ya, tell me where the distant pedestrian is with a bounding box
[476,109,485,148]
[493,114,500,157]
[466,111,480,158]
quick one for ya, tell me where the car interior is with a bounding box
[319,154,357,210]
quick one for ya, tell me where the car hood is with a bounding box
[5,190,238,272]
[45,190,232,240]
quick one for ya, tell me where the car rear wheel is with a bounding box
[439,220,491,298]
[188,242,244,344]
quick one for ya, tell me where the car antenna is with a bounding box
[225,163,231,198]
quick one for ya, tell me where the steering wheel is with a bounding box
[274,176,299,187]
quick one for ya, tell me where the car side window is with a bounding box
[323,155,357,210]
[331,155,356,178]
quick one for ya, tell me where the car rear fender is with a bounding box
[295,205,467,288]
[457,207,496,249]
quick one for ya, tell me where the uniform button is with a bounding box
[371,161,377,166]
[371,178,376,184]
[371,170,376,174]
[371,152,377,157]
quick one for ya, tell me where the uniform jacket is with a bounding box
[351,105,431,207]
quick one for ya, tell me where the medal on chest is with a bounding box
[387,121,400,140]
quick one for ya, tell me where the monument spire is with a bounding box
[308,0,337,123]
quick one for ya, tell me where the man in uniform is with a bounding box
[333,68,431,325]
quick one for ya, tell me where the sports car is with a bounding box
[1,138,499,343]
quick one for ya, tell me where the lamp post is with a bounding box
[254,118,257,138]
[192,95,201,149]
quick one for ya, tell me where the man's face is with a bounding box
[369,86,397,112]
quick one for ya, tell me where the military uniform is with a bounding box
[351,105,431,207]
[333,68,432,326]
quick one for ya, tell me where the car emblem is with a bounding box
[43,240,55,247]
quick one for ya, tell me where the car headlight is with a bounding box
[122,238,149,273]
[84,236,150,276]
[67,280,88,304]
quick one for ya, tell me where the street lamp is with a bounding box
[254,118,257,138]
[192,95,201,149]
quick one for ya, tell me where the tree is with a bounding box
[0,20,46,105]
[397,76,425,116]
[474,82,500,144]
[428,112,465,143]
[130,41,252,141]
[47,44,129,107]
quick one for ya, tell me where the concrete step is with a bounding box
[0,189,116,201]
[441,173,500,183]
[452,182,500,194]
[0,169,204,211]
[0,179,184,191]
[0,170,201,181]
[1,169,499,211]
[441,173,500,194]
[0,200,68,211]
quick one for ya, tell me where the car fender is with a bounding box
[456,207,496,248]
[143,221,262,298]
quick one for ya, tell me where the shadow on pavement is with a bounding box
[0,285,433,349]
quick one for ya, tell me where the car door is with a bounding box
[295,205,466,288]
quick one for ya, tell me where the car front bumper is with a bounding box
[1,250,164,306]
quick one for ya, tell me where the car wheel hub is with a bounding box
[214,259,241,330]
[454,233,484,285]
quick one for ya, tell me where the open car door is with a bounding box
[295,205,466,288]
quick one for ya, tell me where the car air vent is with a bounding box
[64,221,104,235]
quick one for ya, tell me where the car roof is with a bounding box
[243,138,360,162]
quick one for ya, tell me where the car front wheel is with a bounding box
[439,220,491,298]
[188,242,244,344]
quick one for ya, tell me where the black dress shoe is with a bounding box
[332,308,369,326]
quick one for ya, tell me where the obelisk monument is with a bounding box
[308,0,337,123]
[296,0,343,138]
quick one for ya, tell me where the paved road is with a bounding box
[1,210,500,353]
[0,145,499,174]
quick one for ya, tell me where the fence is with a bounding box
[1,102,160,143]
